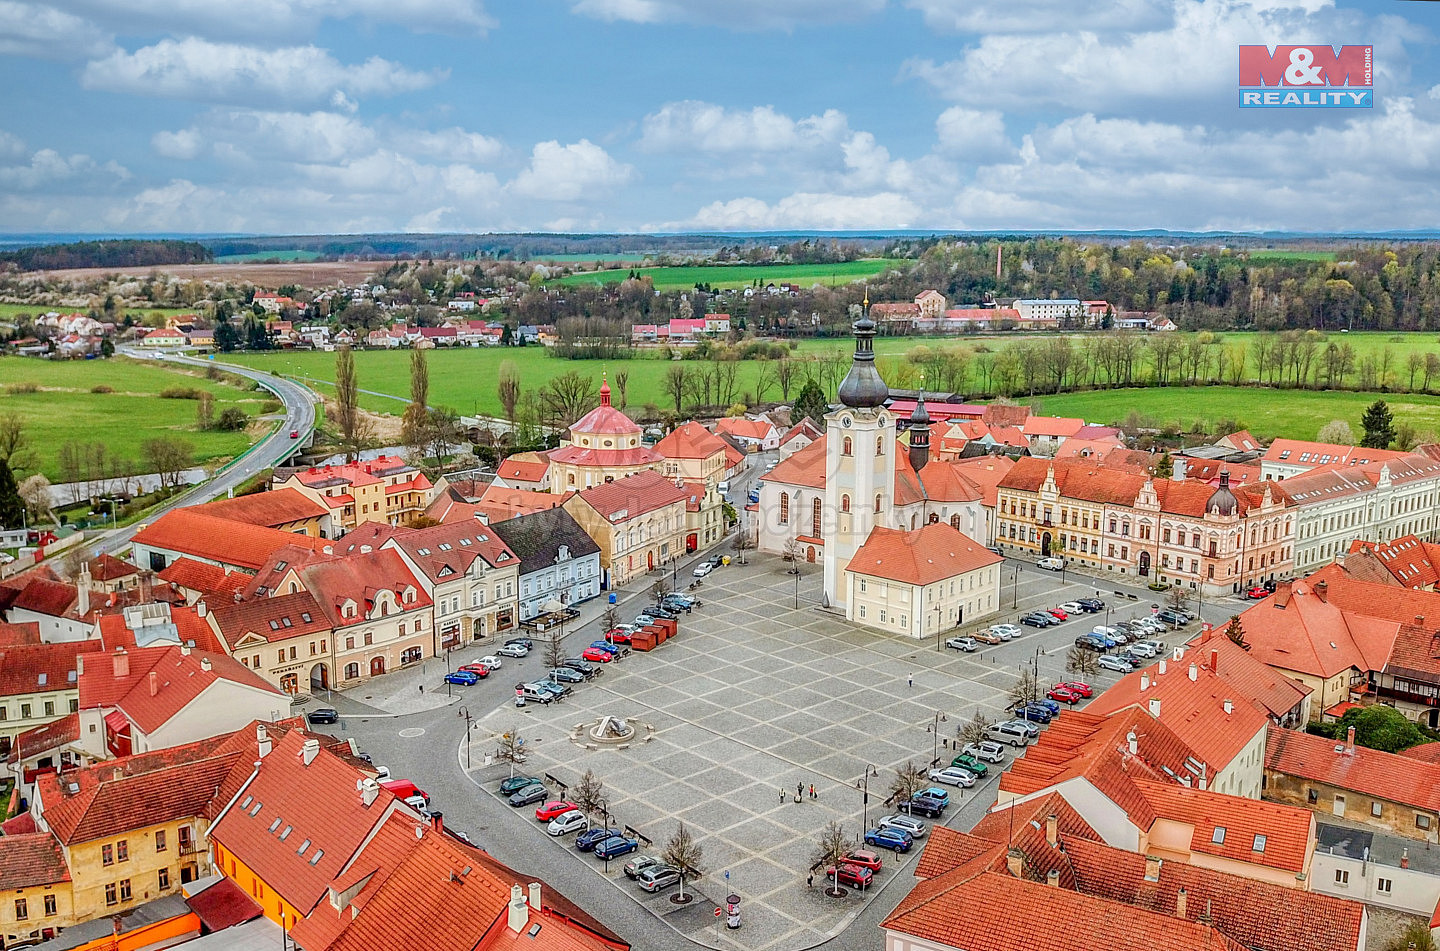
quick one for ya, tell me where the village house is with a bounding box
[382,521,521,651]
[491,507,603,623]
[843,522,1001,638]
[273,456,435,534]
[653,421,730,488]
[563,471,689,588]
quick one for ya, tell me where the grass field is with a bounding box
[0,357,268,482]
[0,303,194,322]
[552,259,909,291]
[1243,250,1339,264]
[215,250,325,263]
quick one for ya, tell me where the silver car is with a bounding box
[991,624,1023,639]
[928,766,977,788]
[636,864,681,893]
[946,636,979,652]
[877,814,929,838]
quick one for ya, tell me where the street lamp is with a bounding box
[457,706,472,769]
[933,603,944,652]
[793,561,802,609]
[856,764,880,832]
[926,712,949,767]
[1011,565,1019,609]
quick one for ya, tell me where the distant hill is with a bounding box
[0,239,212,271]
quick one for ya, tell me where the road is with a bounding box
[72,348,319,562]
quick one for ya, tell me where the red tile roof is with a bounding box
[293,549,431,631]
[0,833,70,890]
[1266,724,1440,813]
[157,557,250,599]
[0,641,87,696]
[846,523,1001,586]
[496,451,551,483]
[949,455,1016,507]
[95,603,229,654]
[1263,438,1408,469]
[763,434,827,489]
[573,470,688,521]
[475,484,566,522]
[292,455,416,489]
[1022,415,1086,438]
[546,444,663,468]
[1345,535,1440,588]
[1189,631,1312,720]
[1000,457,1287,518]
[779,418,823,448]
[77,644,281,734]
[87,553,139,582]
[186,876,264,931]
[197,487,328,528]
[567,403,640,436]
[1237,575,1400,680]
[210,591,332,650]
[1399,742,1440,765]
[9,578,78,617]
[1132,778,1313,873]
[652,421,728,461]
[7,712,79,764]
[715,417,776,442]
[133,508,333,572]
[0,622,41,645]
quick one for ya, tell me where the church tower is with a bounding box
[823,295,895,609]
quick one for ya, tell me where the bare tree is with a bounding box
[810,820,852,896]
[141,437,194,491]
[18,474,52,524]
[613,370,629,409]
[649,577,672,604]
[663,363,690,413]
[195,391,214,431]
[731,529,755,565]
[494,725,526,779]
[540,370,600,428]
[661,821,704,901]
[1007,669,1042,708]
[775,357,796,401]
[782,537,803,568]
[573,769,605,817]
[544,631,564,670]
[1165,586,1193,614]
[402,347,432,457]
[955,711,994,748]
[888,760,928,805]
[0,413,30,472]
[600,605,620,633]
[335,346,370,461]
[1065,647,1101,680]
[497,360,520,426]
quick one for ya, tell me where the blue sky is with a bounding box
[1,0,1437,234]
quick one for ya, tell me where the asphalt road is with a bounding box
[72,348,318,562]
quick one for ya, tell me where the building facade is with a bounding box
[844,523,1001,638]
[491,507,603,622]
[563,472,689,588]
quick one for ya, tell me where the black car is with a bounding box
[562,658,601,678]
[307,707,340,724]
[505,637,534,650]
[643,605,679,620]
[1020,614,1048,628]
[1073,635,1107,651]
[549,667,585,684]
[1078,598,1105,612]
[660,596,694,613]
[507,783,548,807]
[898,794,946,819]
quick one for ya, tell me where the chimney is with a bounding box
[77,566,90,617]
[200,658,212,672]
[1274,581,1293,608]
[1314,581,1328,602]
[148,671,158,697]
[1140,673,1151,691]
[1188,662,1198,682]
[1223,699,1234,715]
[1127,730,1138,755]
[1172,457,1186,482]
[1402,848,1410,869]
[1045,814,1058,847]
[1046,869,1060,887]
[430,811,443,834]
[507,884,529,933]
[528,882,541,910]
[301,738,320,766]
[1144,855,1161,882]
[1345,726,1356,755]
[180,644,190,656]
[1158,658,1167,675]
[1006,848,1025,879]
[196,600,207,618]
[1148,698,1162,719]
[257,724,271,759]
[1209,649,1218,674]
[359,777,380,807]
[1417,615,1426,627]
[1176,887,1188,919]
[112,649,129,679]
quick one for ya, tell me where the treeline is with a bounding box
[0,239,212,271]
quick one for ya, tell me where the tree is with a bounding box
[782,537,804,569]
[1335,705,1428,753]
[1065,647,1101,680]
[494,725,526,778]
[613,370,629,409]
[540,370,599,428]
[214,319,240,352]
[775,357,797,400]
[1165,586,1192,614]
[215,407,249,431]
[889,760,928,805]
[1007,669,1042,708]
[663,363,690,414]
[731,528,755,565]
[600,605,620,634]
[195,392,214,431]
[1316,419,1355,445]
[661,821,704,901]
[573,768,604,818]
[544,631,564,670]
[335,346,367,462]
[955,711,994,748]
[99,337,114,358]
[1384,919,1436,951]
[141,437,194,491]
[497,360,520,425]
[791,379,829,427]
[1223,615,1249,651]
[649,577,672,604]
[18,474,51,524]
[0,412,29,472]
[402,348,432,456]
[1361,399,1397,449]
[0,459,22,530]
[810,820,851,896]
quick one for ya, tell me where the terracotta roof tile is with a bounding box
[0,833,70,890]
[845,523,1001,586]
[762,435,827,489]
[1189,631,1313,719]
[1237,574,1400,680]
[547,444,663,468]
[476,484,568,522]
[9,578,78,617]
[197,487,328,528]
[157,557,250,599]
[210,591,332,650]
[567,404,640,436]
[86,553,139,582]
[652,421,729,461]
[7,712,79,764]
[386,521,519,583]
[715,417,776,441]
[293,455,416,489]
[1022,416,1086,438]
[186,876,264,931]
[0,622,41,645]
[77,644,281,734]
[1264,438,1408,469]
[1131,778,1314,874]
[0,641,86,696]
[1266,724,1440,813]
[573,470,688,521]
[132,508,333,572]
[496,451,551,483]
[293,549,431,631]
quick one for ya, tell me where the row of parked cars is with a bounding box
[944,597,1110,652]
[1072,609,1192,672]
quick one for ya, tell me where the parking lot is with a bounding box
[461,550,1207,951]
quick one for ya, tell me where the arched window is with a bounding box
[842,436,853,456]
[812,498,822,538]
[344,663,359,680]
[951,514,961,530]
[876,435,885,454]
[779,493,789,524]
[874,494,883,513]
[841,494,851,513]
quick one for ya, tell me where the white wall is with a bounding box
[139,680,286,752]
[1312,851,1440,919]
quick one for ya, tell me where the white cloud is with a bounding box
[405,128,505,164]
[48,0,493,38]
[0,2,111,59]
[904,0,1173,34]
[640,101,848,153]
[0,147,128,190]
[571,0,882,28]
[935,106,1013,160]
[81,38,443,105]
[151,128,204,160]
[682,191,921,230]
[509,139,633,200]
[0,130,27,162]
[1431,84,1440,101]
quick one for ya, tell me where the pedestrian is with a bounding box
[797,781,803,801]
[806,873,813,888]
[779,787,785,805]
[419,684,424,695]
[908,673,913,689]
[809,783,816,800]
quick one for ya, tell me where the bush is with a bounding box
[159,386,202,400]
[5,382,38,394]
[260,400,282,414]
[90,384,114,394]
[215,407,249,431]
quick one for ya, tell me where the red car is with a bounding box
[825,864,874,888]
[289,430,299,439]
[1047,608,1069,620]
[1247,586,1270,599]
[581,647,615,663]
[458,664,490,678]
[841,849,883,872]
[535,800,579,822]
[605,627,633,644]
[1047,686,1083,705]
[1058,681,1093,698]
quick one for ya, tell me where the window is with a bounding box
[842,436,852,456]
[1378,877,1392,894]
[1252,834,1266,853]
[105,883,118,906]
[44,700,54,716]
[159,867,170,890]
[874,494,882,513]
[43,894,55,916]
[20,702,31,718]
[0,707,6,721]
[1307,789,1318,804]
[841,494,850,513]
[117,840,128,862]
[1372,802,1383,818]
[877,435,885,454]
[363,633,373,646]
[1211,827,1226,844]
[880,610,887,623]
[1418,814,1432,830]
[119,879,131,902]
[156,830,166,852]
[15,898,27,920]
[1334,869,1349,885]
[103,844,114,866]
[812,498,822,539]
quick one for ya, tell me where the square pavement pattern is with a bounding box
[470,556,1027,951]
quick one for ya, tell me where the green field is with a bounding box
[0,358,268,482]
[553,259,910,291]
[0,303,194,322]
[1243,250,1339,264]
[215,250,324,263]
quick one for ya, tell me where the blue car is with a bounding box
[1012,702,1054,723]
[748,490,759,503]
[588,641,621,655]
[1034,698,1061,715]
[915,786,950,807]
[593,835,639,860]
[864,827,914,853]
[444,670,479,686]
[576,827,623,851]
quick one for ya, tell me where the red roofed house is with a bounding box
[207,592,336,695]
[547,379,664,492]
[141,327,186,347]
[843,522,1001,639]
[274,455,435,535]
[473,483,567,523]
[1261,437,1410,480]
[194,487,333,537]
[1343,535,1440,590]
[1021,415,1087,455]
[0,641,89,764]
[778,418,823,460]
[130,508,334,576]
[0,830,71,948]
[83,554,139,594]
[715,415,780,452]
[156,557,250,604]
[383,521,521,650]
[653,421,729,488]
[563,471,689,587]
[492,451,552,492]
[74,646,284,760]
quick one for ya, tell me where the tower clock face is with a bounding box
[841,415,852,428]
[878,411,889,426]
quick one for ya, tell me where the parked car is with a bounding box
[973,630,1003,645]
[547,810,589,837]
[1126,642,1159,659]
[1247,585,1270,599]
[1046,608,1069,620]
[497,643,530,658]
[307,707,339,724]
[1136,639,1167,655]
[476,655,503,670]
[530,680,569,699]
[636,865,682,892]
[588,641,621,655]
[593,836,639,860]
[1077,597,1105,612]
[634,614,657,627]
[949,753,989,776]
[457,663,491,678]
[877,814,928,838]
[505,637,534,650]
[928,766,977,788]
[826,863,874,888]
[499,775,544,796]
[643,605,679,620]
[576,827,623,851]
[991,624,1023,639]
[444,670,480,686]
[863,827,914,853]
[1156,609,1191,626]
[1073,635,1107,652]
[1060,601,1086,614]
[548,667,585,684]
[945,636,979,652]
[1020,614,1051,628]
[561,658,601,677]
[987,721,1033,747]
[1047,685,1085,704]
[507,784,548,807]
[1057,681,1092,698]
[1037,556,1065,571]
[536,800,581,822]
[962,741,1007,764]
[692,562,714,578]
[1000,718,1041,737]
[581,647,616,663]
[841,849,883,872]
[1011,701,1054,723]
[1098,654,1137,672]
[661,596,696,612]
[604,626,634,644]
[899,793,947,818]
[1091,625,1122,642]
[623,854,662,879]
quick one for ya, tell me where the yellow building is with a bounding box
[548,379,664,492]
[653,421,729,488]
[275,455,435,534]
[0,834,72,949]
[843,522,1002,639]
[208,591,337,695]
[563,471,689,587]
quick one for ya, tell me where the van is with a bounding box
[717,481,730,495]
[986,721,1032,748]
[381,780,428,803]
[520,683,555,704]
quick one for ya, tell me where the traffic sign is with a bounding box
[714,908,723,917]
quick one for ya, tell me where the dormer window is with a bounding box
[1211,827,1226,844]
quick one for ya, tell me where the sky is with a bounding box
[0,0,1438,235]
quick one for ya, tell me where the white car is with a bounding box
[497,643,529,658]
[1126,642,1159,659]
[692,562,714,578]
[1098,654,1136,672]
[476,655,502,670]
[962,741,1007,764]
[991,624,1023,639]
[1060,601,1085,614]
[945,636,979,652]
[928,766,977,788]
[546,810,589,836]
[1136,638,1167,654]
[877,814,929,838]
[1036,557,1065,571]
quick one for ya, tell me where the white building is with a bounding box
[1281,454,1440,574]
[1013,298,1083,321]
[490,507,603,623]
[844,522,1001,638]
